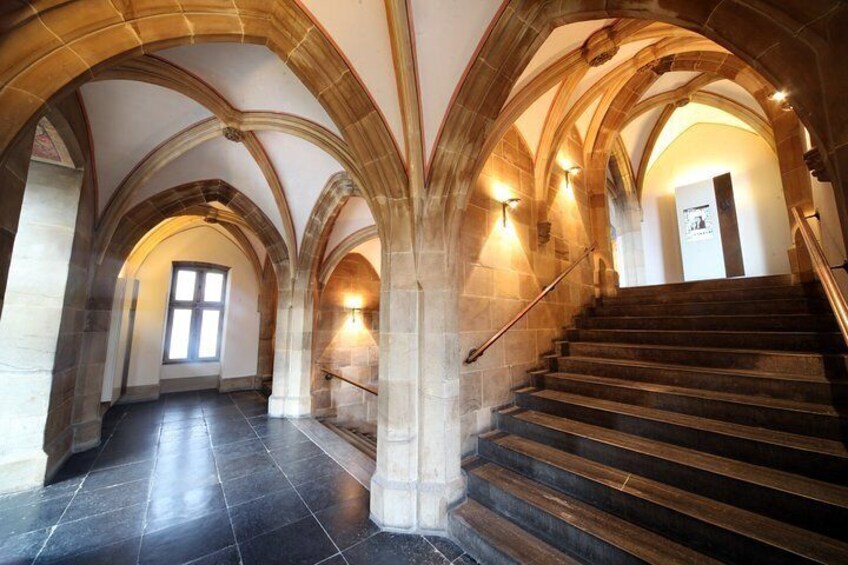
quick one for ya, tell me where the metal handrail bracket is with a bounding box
[464,243,597,364]
[791,207,848,346]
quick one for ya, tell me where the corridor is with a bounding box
[0,391,472,564]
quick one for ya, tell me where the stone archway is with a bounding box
[73,179,290,451]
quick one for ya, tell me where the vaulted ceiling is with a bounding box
[76,2,778,267]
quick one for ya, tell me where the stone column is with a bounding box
[268,278,313,418]
[0,162,83,493]
[370,201,463,532]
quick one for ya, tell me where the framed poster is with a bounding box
[683,204,714,242]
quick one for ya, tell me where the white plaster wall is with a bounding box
[640,123,790,285]
[126,226,260,388]
[325,197,376,253]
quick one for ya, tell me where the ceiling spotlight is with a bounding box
[501,198,520,227]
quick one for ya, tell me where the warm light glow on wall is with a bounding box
[344,295,364,329]
[492,181,516,204]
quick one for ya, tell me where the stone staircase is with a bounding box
[449,275,848,564]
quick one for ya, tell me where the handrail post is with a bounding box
[321,366,379,396]
[464,243,596,364]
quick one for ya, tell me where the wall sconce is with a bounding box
[348,307,362,324]
[563,165,582,187]
[501,198,520,227]
[769,90,792,111]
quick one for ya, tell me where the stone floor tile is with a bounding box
[0,527,50,564]
[221,468,291,507]
[426,535,466,561]
[61,478,149,523]
[313,495,380,550]
[343,532,450,565]
[211,438,267,464]
[138,509,234,565]
[45,535,142,565]
[145,482,227,534]
[185,544,241,564]
[228,488,310,543]
[269,440,324,467]
[295,469,368,513]
[81,459,155,492]
[0,496,72,538]
[278,453,344,486]
[239,516,337,565]
[37,503,146,563]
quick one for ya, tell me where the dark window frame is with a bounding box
[163,261,229,364]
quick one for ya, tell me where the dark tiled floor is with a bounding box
[0,391,476,565]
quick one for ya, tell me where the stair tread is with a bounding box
[541,372,845,417]
[561,355,846,384]
[470,462,720,564]
[567,328,844,339]
[567,340,845,359]
[488,433,848,562]
[451,499,578,565]
[604,283,822,303]
[529,385,848,458]
[510,409,848,509]
[617,275,794,294]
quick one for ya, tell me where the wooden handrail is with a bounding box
[791,207,848,346]
[322,367,378,395]
[465,243,597,364]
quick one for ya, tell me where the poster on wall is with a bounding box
[683,204,714,242]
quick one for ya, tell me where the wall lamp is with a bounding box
[769,90,792,111]
[501,198,520,227]
[344,296,363,326]
[563,165,582,186]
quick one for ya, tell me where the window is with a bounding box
[164,262,229,363]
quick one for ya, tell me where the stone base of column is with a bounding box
[0,450,48,494]
[72,418,102,452]
[267,394,310,418]
[370,473,465,533]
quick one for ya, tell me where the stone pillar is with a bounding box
[268,279,313,418]
[611,194,644,287]
[0,162,83,493]
[587,158,619,297]
[370,201,463,532]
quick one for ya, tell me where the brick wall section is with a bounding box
[459,126,594,456]
[312,253,380,424]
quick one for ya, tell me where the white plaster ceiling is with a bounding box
[256,131,345,246]
[299,0,405,159]
[640,71,702,101]
[575,97,602,144]
[509,19,613,100]
[620,105,665,173]
[410,0,504,162]
[326,197,376,255]
[129,137,283,236]
[351,238,382,277]
[701,79,766,117]
[80,80,212,212]
[647,102,755,172]
[156,44,341,135]
[514,86,558,158]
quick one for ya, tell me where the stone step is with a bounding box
[561,342,848,379]
[575,313,840,332]
[603,283,824,306]
[467,462,720,564]
[591,297,831,317]
[563,328,847,353]
[448,499,577,565]
[497,408,848,541]
[617,275,794,297]
[555,356,846,404]
[517,386,848,482]
[535,371,847,440]
[479,433,848,563]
